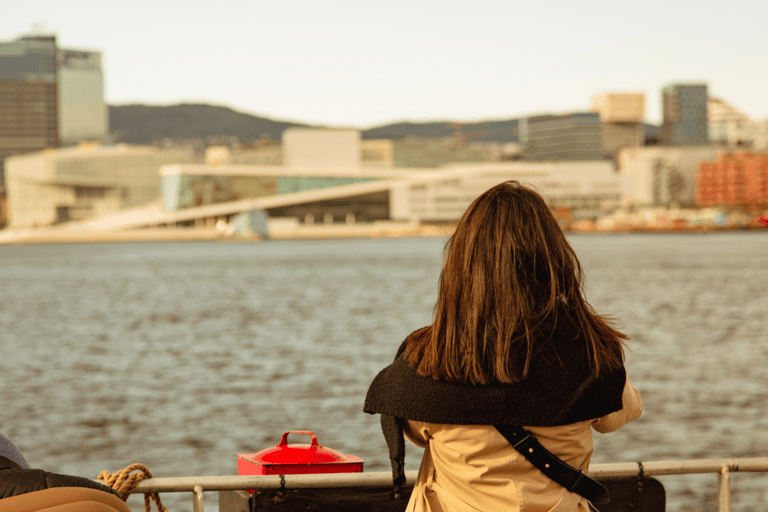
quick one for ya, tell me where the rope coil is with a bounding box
[97,463,168,512]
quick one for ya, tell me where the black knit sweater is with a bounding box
[363,325,626,484]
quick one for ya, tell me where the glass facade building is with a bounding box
[0,35,59,195]
[519,113,603,161]
[661,84,708,145]
[57,48,108,145]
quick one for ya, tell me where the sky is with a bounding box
[2,0,767,128]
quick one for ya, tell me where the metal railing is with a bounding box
[133,456,768,512]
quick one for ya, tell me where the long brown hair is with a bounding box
[404,181,626,385]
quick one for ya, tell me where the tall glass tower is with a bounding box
[661,84,708,145]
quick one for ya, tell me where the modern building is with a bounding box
[618,145,724,208]
[57,47,108,145]
[519,113,603,161]
[160,129,401,217]
[5,144,192,228]
[698,152,768,207]
[708,98,768,150]
[1,34,109,227]
[660,83,708,145]
[390,137,502,167]
[157,129,623,228]
[391,160,624,221]
[590,93,645,160]
[0,35,59,194]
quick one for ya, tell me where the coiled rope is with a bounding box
[97,463,168,512]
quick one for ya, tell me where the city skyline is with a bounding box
[2,0,767,128]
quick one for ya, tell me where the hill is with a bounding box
[109,104,521,145]
[108,104,312,145]
[362,119,519,143]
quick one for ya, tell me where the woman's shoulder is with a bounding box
[396,326,431,359]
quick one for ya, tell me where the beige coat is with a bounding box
[403,380,642,512]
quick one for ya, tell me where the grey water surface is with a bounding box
[1,233,767,511]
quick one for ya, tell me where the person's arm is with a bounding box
[403,420,431,448]
[592,379,642,433]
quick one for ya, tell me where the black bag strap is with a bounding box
[495,425,610,505]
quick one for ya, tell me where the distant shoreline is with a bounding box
[1,222,766,246]
[0,223,452,245]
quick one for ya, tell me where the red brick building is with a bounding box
[698,152,768,207]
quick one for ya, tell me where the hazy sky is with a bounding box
[2,0,767,128]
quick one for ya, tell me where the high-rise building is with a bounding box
[57,48,108,145]
[0,35,59,195]
[660,83,708,145]
[519,113,602,161]
[1,34,109,227]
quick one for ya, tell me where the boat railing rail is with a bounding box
[133,456,768,512]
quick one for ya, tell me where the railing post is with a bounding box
[717,466,732,512]
[192,484,204,512]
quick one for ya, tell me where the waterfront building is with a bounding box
[590,93,645,160]
[0,34,109,227]
[161,129,399,219]
[389,137,501,167]
[5,144,192,228]
[4,126,625,236]
[161,158,622,227]
[360,139,395,166]
[57,48,108,145]
[708,98,768,150]
[618,145,724,208]
[389,160,624,221]
[519,113,603,161]
[698,152,768,207]
[0,35,59,197]
[204,144,282,166]
[155,128,622,229]
[660,83,708,145]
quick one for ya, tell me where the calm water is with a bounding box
[1,234,767,511]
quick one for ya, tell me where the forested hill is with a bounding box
[108,103,522,144]
[362,119,520,142]
[108,104,312,145]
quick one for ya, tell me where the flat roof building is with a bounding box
[0,35,59,196]
[57,48,108,145]
[590,92,645,161]
[661,83,708,145]
[5,144,192,228]
[519,113,603,161]
[618,145,724,208]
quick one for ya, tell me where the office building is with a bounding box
[57,48,108,145]
[519,113,602,161]
[1,34,109,227]
[590,93,645,160]
[0,35,59,196]
[661,84,708,145]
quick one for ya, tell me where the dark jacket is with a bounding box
[364,324,627,484]
[0,455,121,500]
